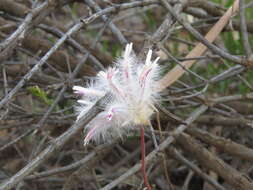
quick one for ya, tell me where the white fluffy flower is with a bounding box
[73,43,161,145]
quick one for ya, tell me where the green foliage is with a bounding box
[222,32,243,55]
[111,43,122,57]
[27,86,53,106]
[165,0,253,96]
[142,10,157,30]
[211,0,233,7]
[47,36,56,44]
[69,3,78,18]
[101,40,122,57]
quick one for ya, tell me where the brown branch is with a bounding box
[176,133,253,190]
[187,128,253,163]
[188,0,224,17]
[0,0,113,66]
[0,1,55,62]
[239,0,253,59]
[0,0,30,18]
[195,115,253,128]
[140,0,186,59]
[168,148,226,190]
[158,0,240,91]
[0,18,96,76]
[0,93,110,190]
[0,0,158,110]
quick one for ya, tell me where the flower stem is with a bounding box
[140,126,152,190]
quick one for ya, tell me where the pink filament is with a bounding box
[107,69,125,99]
[84,126,99,145]
[139,68,152,88]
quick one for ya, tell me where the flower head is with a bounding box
[73,43,161,145]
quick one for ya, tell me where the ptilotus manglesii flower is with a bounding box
[73,43,161,145]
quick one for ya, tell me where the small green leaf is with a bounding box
[27,86,53,105]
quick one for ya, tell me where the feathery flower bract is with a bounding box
[73,43,161,145]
